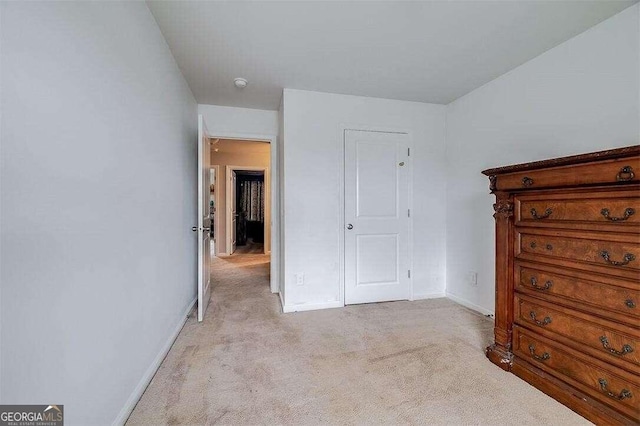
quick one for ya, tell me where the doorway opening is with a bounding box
[233,170,266,254]
[225,165,270,256]
[209,138,274,286]
[209,139,271,258]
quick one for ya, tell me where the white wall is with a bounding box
[0,1,3,403]
[445,4,640,315]
[282,89,447,311]
[0,2,197,424]
[198,104,278,138]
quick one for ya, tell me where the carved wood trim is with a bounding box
[482,145,640,176]
[488,175,497,192]
[487,191,515,371]
[493,198,513,219]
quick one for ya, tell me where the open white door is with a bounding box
[231,170,237,254]
[197,115,211,322]
[344,130,410,304]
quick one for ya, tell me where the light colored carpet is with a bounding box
[127,253,590,425]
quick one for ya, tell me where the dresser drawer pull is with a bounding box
[601,207,635,222]
[616,166,635,182]
[598,378,632,401]
[530,208,552,220]
[522,177,534,187]
[600,251,636,266]
[530,277,552,290]
[528,344,550,361]
[529,311,552,326]
[626,298,636,309]
[599,336,634,356]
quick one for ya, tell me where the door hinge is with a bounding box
[408,209,411,217]
[407,148,411,156]
[408,270,411,278]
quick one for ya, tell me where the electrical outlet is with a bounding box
[295,273,305,286]
[468,272,478,286]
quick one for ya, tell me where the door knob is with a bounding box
[347,224,353,230]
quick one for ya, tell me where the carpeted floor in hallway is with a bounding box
[126,253,589,425]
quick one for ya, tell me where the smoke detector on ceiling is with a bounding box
[234,78,248,89]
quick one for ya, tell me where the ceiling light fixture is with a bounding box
[233,77,248,89]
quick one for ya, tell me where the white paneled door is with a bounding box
[344,130,410,304]
[197,115,211,322]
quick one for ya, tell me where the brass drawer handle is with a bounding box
[530,277,552,291]
[601,208,635,222]
[600,251,636,266]
[626,298,636,309]
[522,177,534,187]
[598,378,632,401]
[529,311,552,326]
[530,208,552,220]
[600,336,634,356]
[528,344,550,361]
[616,166,635,182]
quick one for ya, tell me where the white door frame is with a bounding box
[225,164,270,255]
[209,133,279,295]
[339,125,414,306]
[210,165,220,256]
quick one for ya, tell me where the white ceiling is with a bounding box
[148,1,637,110]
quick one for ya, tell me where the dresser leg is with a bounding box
[486,343,513,371]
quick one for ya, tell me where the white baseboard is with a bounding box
[445,291,494,317]
[412,292,446,300]
[112,296,197,426]
[282,300,343,313]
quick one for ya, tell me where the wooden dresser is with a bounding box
[483,146,640,425]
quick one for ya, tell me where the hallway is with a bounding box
[127,257,586,425]
[233,239,265,255]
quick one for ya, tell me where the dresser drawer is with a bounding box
[493,157,640,191]
[515,295,640,372]
[517,229,640,278]
[515,190,640,230]
[513,326,640,419]
[515,264,639,320]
